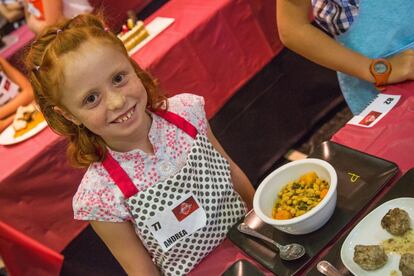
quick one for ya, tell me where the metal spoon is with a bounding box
[237,223,306,261]
[317,260,342,276]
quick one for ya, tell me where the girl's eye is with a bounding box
[83,93,99,105]
[113,73,126,85]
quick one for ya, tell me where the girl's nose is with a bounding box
[106,91,126,110]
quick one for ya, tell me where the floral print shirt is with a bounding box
[73,93,208,222]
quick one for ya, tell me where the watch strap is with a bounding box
[369,58,392,91]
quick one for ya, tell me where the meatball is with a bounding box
[400,253,414,276]
[381,208,411,236]
[353,245,388,271]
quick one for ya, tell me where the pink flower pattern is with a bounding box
[73,94,208,222]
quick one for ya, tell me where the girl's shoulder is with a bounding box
[166,93,208,134]
[167,93,205,109]
[73,163,130,222]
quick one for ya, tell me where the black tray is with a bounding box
[221,260,265,276]
[306,167,414,276]
[227,141,399,276]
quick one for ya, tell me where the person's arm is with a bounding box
[24,0,63,34]
[90,220,161,276]
[0,57,33,120]
[0,114,14,132]
[0,1,24,22]
[276,0,414,85]
[207,124,255,210]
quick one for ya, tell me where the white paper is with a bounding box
[0,72,20,106]
[128,17,175,56]
[144,192,206,252]
[347,94,400,128]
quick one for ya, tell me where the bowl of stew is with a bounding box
[253,158,337,235]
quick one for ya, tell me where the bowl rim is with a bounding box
[253,158,337,225]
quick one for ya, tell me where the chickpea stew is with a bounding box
[272,172,330,220]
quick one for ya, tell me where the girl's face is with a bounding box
[58,40,150,150]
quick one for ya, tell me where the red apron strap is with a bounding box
[102,152,138,198]
[153,110,198,139]
[102,109,198,198]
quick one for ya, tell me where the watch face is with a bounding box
[374,61,388,74]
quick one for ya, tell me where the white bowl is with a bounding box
[253,158,337,235]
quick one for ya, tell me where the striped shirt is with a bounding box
[312,0,360,36]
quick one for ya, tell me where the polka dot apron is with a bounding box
[102,110,247,275]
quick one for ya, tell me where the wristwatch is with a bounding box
[369,58,392,90]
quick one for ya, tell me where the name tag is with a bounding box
[27,3,42,18]
[144,192,207,252]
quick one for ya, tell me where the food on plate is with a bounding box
[272,171,329,219]
[12,104,45,138]
[399,253,414,276]
[118,20,149,51]
[352,209,413,272]
[381,208,411,236]
[353,244,388,271]
[381,229,414,255]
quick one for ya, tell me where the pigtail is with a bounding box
[67,127,107,167]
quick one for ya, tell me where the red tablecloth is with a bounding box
[189,81,414,275]
[0,25,35,60]
[133,0,281,118]
[88,0,152,30]
[332,81,414,174]
[246,0,281,53]
[0,128,87,253]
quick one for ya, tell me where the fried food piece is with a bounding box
[353,245,388,271]
[400,253,414,276]
[12,104,45,138]
[381,208,411,236]
[13,110,45,138]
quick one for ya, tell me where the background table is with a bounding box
[0,25,35,61]
[88,0,153,30]
[0,129,87,253]
[331,81,414,174]
[133,0,281,118]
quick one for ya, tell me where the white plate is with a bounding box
[0,120,48,145]
[341,197,414,276]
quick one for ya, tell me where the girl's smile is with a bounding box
[110,104,136,124]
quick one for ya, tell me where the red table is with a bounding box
[190,81,414,275]
[332,81,414,174]
[133,0,281,118]
[88,0,153,30]
[0,129,87,252]
[0,25,35,60]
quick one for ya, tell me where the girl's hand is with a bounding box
[387,49,414,84]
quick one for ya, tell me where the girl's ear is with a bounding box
[53,106,81,126]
